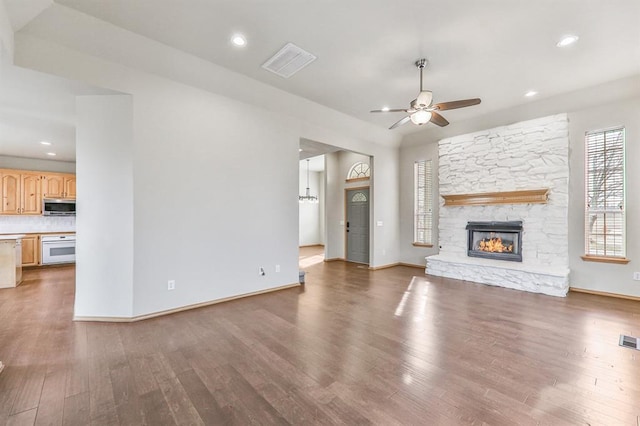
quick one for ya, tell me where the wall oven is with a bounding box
[41,235,76,265]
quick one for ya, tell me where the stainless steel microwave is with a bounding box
[43,198,76,216]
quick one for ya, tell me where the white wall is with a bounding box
[324,152,342,260]
[399,142,439,266]
[75,95,134,318]
[568,98,640,297]
[0,0,13,58]
[128,84,300,316]
[13,7,402,318]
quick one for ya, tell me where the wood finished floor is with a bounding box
[1,250,639,425]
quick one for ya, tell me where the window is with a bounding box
[351,192,367,202]
[346,162,370,181]
[584,127,627,262]
[414,160,433,246]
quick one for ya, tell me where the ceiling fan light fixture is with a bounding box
[410,110,431,125]
[415,90,433,107]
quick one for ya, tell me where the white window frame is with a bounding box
[413,159,433,246]
[583,126,628,263]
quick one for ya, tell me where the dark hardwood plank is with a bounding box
[10,365,46,415]
[109,363,145,425]
[0,253,638,425]
[62,392,90,426]
[34,369,66,426]
[139,389,175,426]
[175,369,229,424]
[6,407,37,426]
[157,375,204,426]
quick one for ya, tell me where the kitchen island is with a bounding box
[0,235,25,288]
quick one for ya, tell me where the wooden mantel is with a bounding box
[442,189,550,206]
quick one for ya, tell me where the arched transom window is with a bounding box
[346,162,370,181]
[351,192,367,203]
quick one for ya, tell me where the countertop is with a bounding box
[0,232,75,236]
[0,234,26,241]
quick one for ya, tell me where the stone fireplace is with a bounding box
[466,221,523,262]
[426,114,570,297]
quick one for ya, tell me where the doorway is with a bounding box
[345,187,370,264]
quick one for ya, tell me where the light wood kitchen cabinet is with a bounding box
[1,172,20,214]
[0,172,41,215]
[63,176,76,198]
[21,174,42,214]
[21,235,39,267]
[42,174,64,198]
[42,174,76,199]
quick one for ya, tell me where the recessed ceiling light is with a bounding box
[46,152,56,156]
[231,34,246,47]
[40,141,51,145]
[525,90,538,97]
[381,106,390,112]
[557,35,579,47]
[299,148,303,152]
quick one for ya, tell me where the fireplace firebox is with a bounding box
[466,221,523,262]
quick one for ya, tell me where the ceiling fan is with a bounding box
[371,59,481,129]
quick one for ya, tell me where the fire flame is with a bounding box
[478,237,513,253]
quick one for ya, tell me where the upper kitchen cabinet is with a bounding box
[21,174,42,214]
[42,174,76,199]
[0,171,41,215]
[42,174,64,198]
[1,172,20,214]
[63,176,76,198]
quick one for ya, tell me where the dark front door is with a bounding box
[346,188,370,264]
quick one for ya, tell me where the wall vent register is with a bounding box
[619,335,639,350]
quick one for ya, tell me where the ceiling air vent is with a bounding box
[262,43,317,78]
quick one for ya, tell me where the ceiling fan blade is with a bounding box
[433,98,481,111]
[370,108,407,113]
[429,111,449,127]
[389,116,411,129]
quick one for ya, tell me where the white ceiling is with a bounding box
[300,155,324,173]
[1,1,639,162]
[0,61,116,162]
[48,0,640,132]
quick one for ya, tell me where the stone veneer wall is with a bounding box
[426,114,570,296]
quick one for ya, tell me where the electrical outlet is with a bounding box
[259,267,265,276]
[633,272,640,281]
[168,280,175,290]
[275,264,280,273]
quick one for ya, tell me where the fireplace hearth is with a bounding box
[466,221,523,262]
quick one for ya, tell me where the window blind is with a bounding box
[585,127,625,257]
[414,160,433,244]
